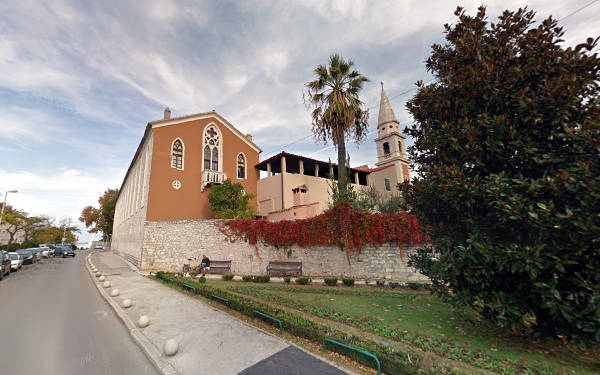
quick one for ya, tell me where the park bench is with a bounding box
[266,261,302,276]
[207,260,231,274]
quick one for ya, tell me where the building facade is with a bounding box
[111,109,261,267]
[255,84,410,221]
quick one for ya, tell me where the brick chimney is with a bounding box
[164,107,171,120]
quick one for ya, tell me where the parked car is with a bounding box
[63,247,76,257]
[39,247,50,258]
[0,251,11,280]
[93,244,103,250]
[30,248,42,261]
[16,249,35,265]
[55,246,75,258]
[8,252,23,271]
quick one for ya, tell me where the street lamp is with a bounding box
[0,190,18,225]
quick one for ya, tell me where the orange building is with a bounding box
[111,109,261,267]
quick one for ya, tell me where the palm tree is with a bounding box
[305,53,370,201]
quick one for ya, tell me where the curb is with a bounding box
[86,253,179,375]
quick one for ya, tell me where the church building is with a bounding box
[255,83,410,221]
[111,109,261,267]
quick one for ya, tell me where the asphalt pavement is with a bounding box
[0,250,159,375]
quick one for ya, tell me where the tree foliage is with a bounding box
[305,53,370,201]
[353,184,407,214]
[401,6,600,344]
[1,206,78,248]
[208,179,256,219]
[79,188,118,239]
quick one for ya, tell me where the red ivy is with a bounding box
[219,202,427,257]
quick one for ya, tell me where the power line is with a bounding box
[262,80,429,158]
[261,0,594,160]
[559,0,599,21]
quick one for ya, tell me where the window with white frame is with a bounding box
[237,153,246,179]
[171,139,184,170]
[203,125,221,171]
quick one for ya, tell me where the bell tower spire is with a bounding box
[374,82,410,182]
[377,82,399,136]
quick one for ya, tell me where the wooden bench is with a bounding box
[267,261,302,276]
[207,260,231,274]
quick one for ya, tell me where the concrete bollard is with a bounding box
[99,276,106,282]
[122,299,133,308]
[103,281,111,288]
[164,339,179,356]
[110,289,120,297]
[138,315,150,328]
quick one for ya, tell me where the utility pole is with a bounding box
[0,190,18,225]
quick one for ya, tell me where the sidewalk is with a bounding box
[88,250,349,375]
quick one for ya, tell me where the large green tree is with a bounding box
[79,188,118,239]
[305,54,370,202]
[402,6,600,344]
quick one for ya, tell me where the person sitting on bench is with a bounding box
[200,255,210,276]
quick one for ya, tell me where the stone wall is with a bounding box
[141,219,427,282]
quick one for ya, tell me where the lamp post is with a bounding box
[0,190,18,225]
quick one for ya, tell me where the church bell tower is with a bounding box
[374,82,410,181]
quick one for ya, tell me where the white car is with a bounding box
[8,252,23,271]
[39,247,50,258]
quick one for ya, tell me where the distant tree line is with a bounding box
[0,205,79,251]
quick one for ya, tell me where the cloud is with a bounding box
[0,0,597,234]
[0,168,123,241]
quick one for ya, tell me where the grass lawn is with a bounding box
[156,275,599,374]
[213,280,598,374]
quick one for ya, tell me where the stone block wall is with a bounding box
[141,219,428,282]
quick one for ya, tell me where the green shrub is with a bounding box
[197,276,206,283]
[253,275,270,283]
[189,270,199,277]
[222,273,235,281]
[376,279,385,287]
[389,282,400,289]
[283,276,291,283]
[242,275,253,282]
[295,277,311,285]
[324,277,338,286]
[342,277,354,286]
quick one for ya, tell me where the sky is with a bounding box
[0,0,598,241]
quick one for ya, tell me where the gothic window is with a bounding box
[212,147,219,170]
[383,142,390,155]
[203,125,221,171]
[171,139,184,170]
[237,153,246,179]
[204,146,211,170]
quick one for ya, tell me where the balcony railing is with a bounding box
[201,170,227,191]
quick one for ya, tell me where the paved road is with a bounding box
[0,250,159,375]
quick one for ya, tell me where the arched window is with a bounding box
[203,125,221,171]
[237,153,246,179]
[203,146,211,170]
[211,147,219,171]
[171,139,184,170]
[398,141,403,154]
[383,142,390,155]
